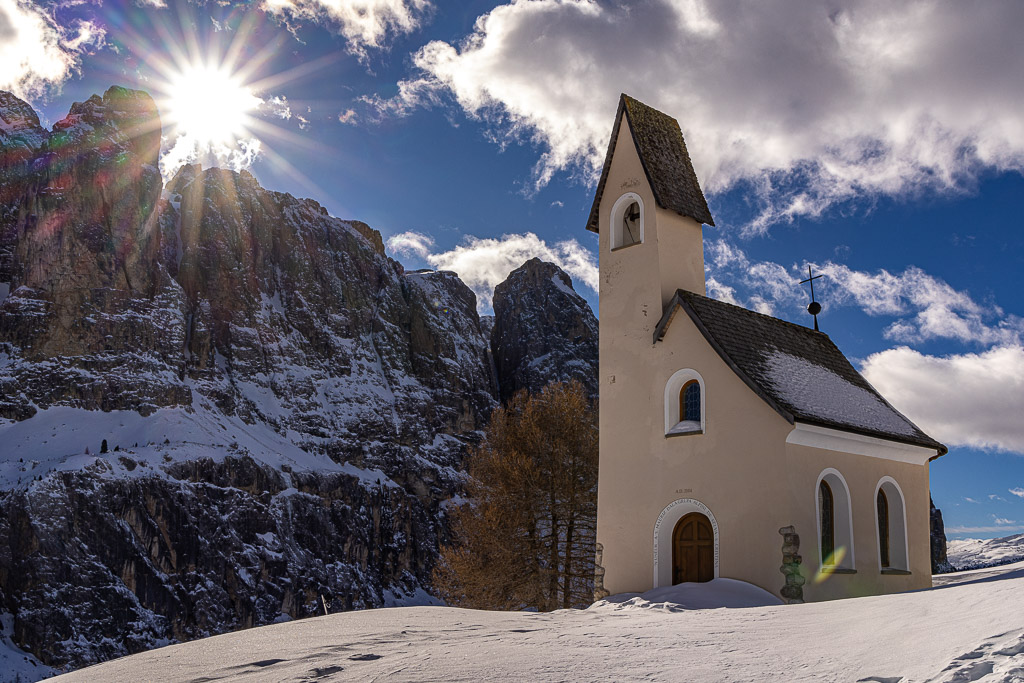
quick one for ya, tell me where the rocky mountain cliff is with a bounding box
[0,87,598,675]
[491,258,598,403]
[931,496,951,573]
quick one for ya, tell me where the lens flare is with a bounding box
[813,546,848,584]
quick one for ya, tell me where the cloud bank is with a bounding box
[378,0,1024,229]
[387,230,597,310]
[0,0,104,101]
[862,345,1024,454]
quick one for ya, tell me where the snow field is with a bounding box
[51,565,1024,682]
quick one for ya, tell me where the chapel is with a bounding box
[591,94,947,603]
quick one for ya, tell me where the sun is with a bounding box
[163,62,262,146]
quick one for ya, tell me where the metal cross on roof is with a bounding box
[799,265,824,331]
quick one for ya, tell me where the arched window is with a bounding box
[815,468,855,570]
[820,480,835,564]
[680,381,701,423]
[877,489,890,568]
[875,477,909,572]
[610,193,644,250]
[664,369,704,436]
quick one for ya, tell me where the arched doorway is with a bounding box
[672,512,715,584]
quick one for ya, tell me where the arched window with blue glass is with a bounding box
[680,380,701,423]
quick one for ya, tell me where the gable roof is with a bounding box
[586,94,714,233]
[655,289,946,455]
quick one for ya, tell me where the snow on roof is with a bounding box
[763,349,919,438]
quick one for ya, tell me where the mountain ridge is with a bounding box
[0,86,599,674]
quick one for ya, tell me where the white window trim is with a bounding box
[815,467,856,570]
[652,498,720,588]
[609,192,644,251]
[664,368,705,436]
[874,476,910,572]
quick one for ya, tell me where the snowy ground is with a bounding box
[49,565,1024,683]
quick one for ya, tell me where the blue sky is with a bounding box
[3,0,1024,538]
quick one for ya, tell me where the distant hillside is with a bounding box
[947,533,1024,571]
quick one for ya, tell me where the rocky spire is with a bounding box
[491,257,598,403]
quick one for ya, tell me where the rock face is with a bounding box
[491,258,599,403]
[0,87,598,673]
[931,496,952,574]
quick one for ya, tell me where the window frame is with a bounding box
[664,369,705,437]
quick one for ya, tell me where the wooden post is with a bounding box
[321,595,329,616]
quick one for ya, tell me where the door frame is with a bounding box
[653,498,720,587]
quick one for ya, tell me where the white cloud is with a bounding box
[263,0,430,58]
[1010,488,1024,499]
[705,277,739,306]
[990,494,1008,502]
[0,0,105,100]
[387,230,435,261]
[379,0,1024,229]
[386,230,596,310]
[993,517,1016,526]
[820,263,1024,346]
[861,345,1024,454]
[964,497,980,504]
[704,239,1022,346]
[160,136,263,179]
[263,96,292,120]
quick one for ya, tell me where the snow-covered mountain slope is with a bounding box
[948,534,1024,571]
[0,86,599,675]
[52,563,1024,683]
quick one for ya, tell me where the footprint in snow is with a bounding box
[929,630,1024,682]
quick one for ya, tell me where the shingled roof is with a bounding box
[654,289,946,455]
[586,94,714,233]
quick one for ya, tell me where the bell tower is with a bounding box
[585,94,714,325]
[590,94,715,597]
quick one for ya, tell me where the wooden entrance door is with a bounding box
[672,512,714,584]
